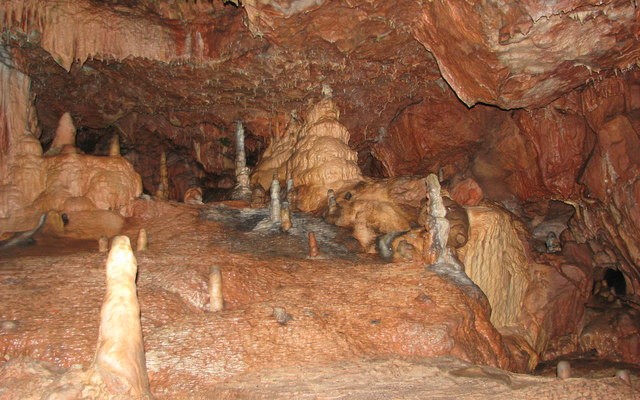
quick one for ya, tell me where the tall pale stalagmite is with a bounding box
[156,151,168,200]
[231,121,252,201]
[270,175,282,223]
[209,266,223,312]
[92,235,150,398]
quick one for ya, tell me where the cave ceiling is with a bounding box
[2,0,640,177]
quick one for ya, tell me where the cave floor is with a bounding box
[0,200,638,399]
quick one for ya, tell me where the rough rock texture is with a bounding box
[0,201,515,396]
[459,206,592,363]
[1,1,638,280]
[1,0,640,389]
[580,307,640,365]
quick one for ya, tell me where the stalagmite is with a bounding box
[423,174,463,270]
[426,174,449,254]
[184,186,203,205]
[308,231,319,258]
[286,177,297,210]
[46,112,76,156]
[156,151,168,200]
[98,236,109,253]
[136,229,147,251]
[90,236,150,398]
[231,121,252,201]
[270,175,281,223]
[209,266,223,312]
[616,369,631,384]
[109,135,120,156]
[545,231,561,253]
[272,307,292,325]
[280,201,292,232]
[556,360,571,379]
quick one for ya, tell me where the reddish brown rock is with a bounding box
[414,1,640,108]
[580,308,640,365]
[450,178,484,207]
[579,113,640,294]
[372,88,497,177]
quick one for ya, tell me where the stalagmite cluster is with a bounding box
[252,96,363,212]
[0,0,639,397]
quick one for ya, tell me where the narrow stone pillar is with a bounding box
[281,201,292,232]
[98,236,109,253]
[270,175,281,223]
[286,177,297,211]
[426,174,449,255]
[92,236,150,397]
[136,229,147,251]
[209,266,223,312]
[156,151,168,200]
[231,121,252,201]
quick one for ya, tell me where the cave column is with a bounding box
[232,121,251,201]
[0,47,46,231]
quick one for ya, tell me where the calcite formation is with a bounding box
[0,0,639,396]
[252,97,363,211]
[458,206,593,365]
[0,65,141,239]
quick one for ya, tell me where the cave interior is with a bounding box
[0,0,640,398]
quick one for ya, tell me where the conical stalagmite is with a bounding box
[136,229,147,251]
[209,266,223,312]
[90,236,150,398]
[109,134,120,156]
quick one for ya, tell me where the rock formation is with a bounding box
[0,0,639,397]
[252,96,362,212]
[0,64,142,239]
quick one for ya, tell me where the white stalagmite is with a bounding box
[231,121,252,201]
[270,175,281,223]
[425,173,463,269]
[91,235,150,397]
[209,266,223,312]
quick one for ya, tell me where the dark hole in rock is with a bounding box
[604,268,626,295]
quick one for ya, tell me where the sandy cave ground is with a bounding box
[0,199,638,399]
